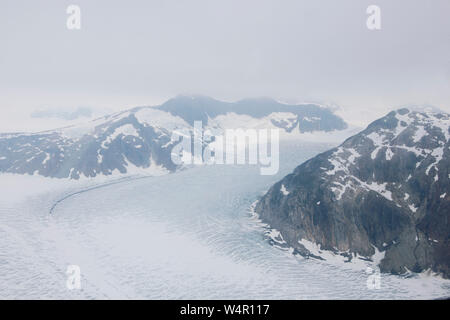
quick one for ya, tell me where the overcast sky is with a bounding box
[0,0,449,130]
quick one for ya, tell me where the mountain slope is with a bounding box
[255,108,450,277]
[0,96,347,179]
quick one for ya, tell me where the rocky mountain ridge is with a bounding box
[0,96,346,179]
[255,108,450,277]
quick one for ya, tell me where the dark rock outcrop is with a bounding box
[256,108,450,278]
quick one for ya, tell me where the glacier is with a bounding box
[1,140,449,299]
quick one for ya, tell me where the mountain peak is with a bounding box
[237,96,279,104]
[399,105,446,115]
[167,94,219,104]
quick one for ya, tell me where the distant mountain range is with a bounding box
[0,95,347,179]
[256,108,450,278]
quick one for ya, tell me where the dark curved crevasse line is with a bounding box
[49,175,154,215]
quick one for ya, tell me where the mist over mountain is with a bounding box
[158,95,346,132]
[0,95,347,179]
[31,106,94,121]
[256,108,450,278]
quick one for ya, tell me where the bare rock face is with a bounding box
[256,108,450,278]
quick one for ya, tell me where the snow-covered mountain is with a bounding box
[255,108,450,278]
[0,95,347,179]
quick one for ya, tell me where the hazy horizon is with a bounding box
[1,0,449,130]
